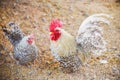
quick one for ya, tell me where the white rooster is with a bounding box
[49,14,111,73]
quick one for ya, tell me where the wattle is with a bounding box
[50,31,61,41]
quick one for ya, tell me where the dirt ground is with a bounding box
[0,0,120,80]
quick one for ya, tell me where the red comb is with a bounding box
[49,19,62,32]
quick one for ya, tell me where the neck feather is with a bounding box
[50,29,77,57]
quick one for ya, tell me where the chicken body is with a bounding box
[50,28,81,73]
[14,35,38,65]
[2,22,38,65]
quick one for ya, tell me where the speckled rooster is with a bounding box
[49,14,111,73]
[2,22,38,65]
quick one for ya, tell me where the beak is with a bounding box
[49,32,53,35]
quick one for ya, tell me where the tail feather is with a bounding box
[2,26,11,35]
[8,22,24,35]
[2,22,25,46]
[2,26,12,40]
[76,13,111,63]
[78,13,112,34]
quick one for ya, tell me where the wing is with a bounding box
[14,43,38,64]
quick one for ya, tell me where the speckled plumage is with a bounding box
[76,14,111,55]
[14,35,38,65]
[2,22,38,65]
[2,22,25,46]
[50,28,82,73]
[59,54,81,73]
[50,14,111,73]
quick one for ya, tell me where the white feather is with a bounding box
[50,28,77,59]
[76,13,111,55]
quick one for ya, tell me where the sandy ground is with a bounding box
[0,0,120,80]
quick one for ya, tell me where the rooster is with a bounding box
[2,22,38,65]
[49,14,111,73]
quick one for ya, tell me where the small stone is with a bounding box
[24,15,29,20]
[41,18,46,22]
[46,71,52,76]
[82,13,89,17]
[99,60,108,64]
[13,3,17,9]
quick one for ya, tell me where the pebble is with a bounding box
[112,66,119,74]
[42,18,47,22]
[99,60,108,64]
[13,3,17,9]
[46,70,52,76]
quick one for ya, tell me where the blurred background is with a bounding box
[0,0,120,80]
